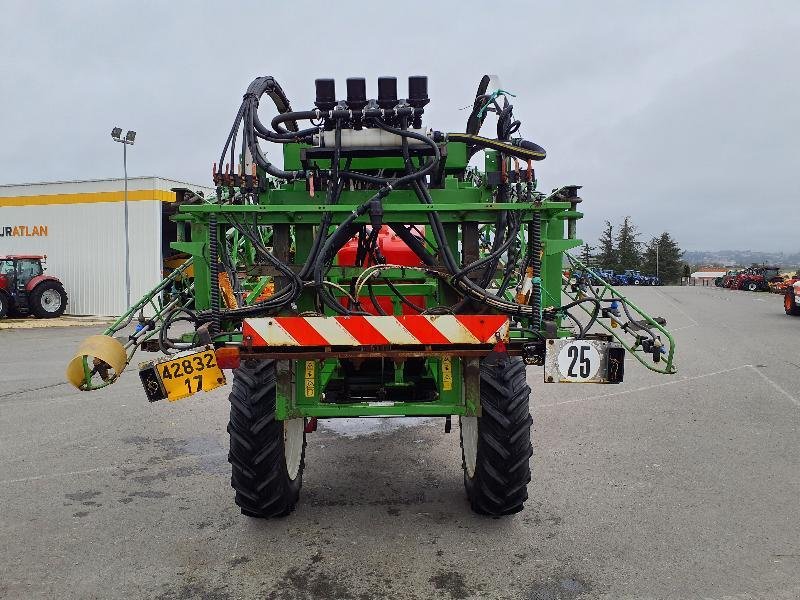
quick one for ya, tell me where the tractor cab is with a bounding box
[0,255,68,319]
[0,255,45,290]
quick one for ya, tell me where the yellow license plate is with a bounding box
[156,349,226,401]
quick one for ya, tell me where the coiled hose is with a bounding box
[209,210,220,335]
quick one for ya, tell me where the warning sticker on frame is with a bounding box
[441,357,453,391]
[304,361,316,398]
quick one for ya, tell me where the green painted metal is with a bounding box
[169,151,583,418]
[563,254,677,375]
[75,258,196,391]
[146,128,678,419]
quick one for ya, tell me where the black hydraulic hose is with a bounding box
[245,103,304,181]
[271,110,321,135]
[388,224,437,266]
[158,308,199,355]
[379,277,426,313]
[338,170,391,186]
[298,157,351,282]
[497,214,524,295]
[312,122,441,314]
[369,119,441,184]
[413,179,546,317]
[452,213,519,283]
[446,133,546,161]
[367,280,388,316]
[315,218,367,314]
[560,297,601,338]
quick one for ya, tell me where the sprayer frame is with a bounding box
[170,143,582,420]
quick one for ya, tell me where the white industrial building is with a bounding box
[690,270,726,286]
[0,177,212,316]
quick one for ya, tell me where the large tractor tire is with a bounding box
[460,356,533,516]
[228,360,306,518]
[744,280,759,292]
[0,293,8,319]
[785,292,800,316]
[30,281,68,318]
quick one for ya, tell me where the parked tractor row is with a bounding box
[714,266,782,292]
[587,269,660,286]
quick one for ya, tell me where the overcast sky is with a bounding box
[1,1,798,251]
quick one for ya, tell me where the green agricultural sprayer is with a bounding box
[67,74,676,517]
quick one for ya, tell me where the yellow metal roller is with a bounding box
[66,335,128,390]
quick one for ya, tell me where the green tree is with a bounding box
[579,243,595,267]
[615,216,642,272]
[595,221,617,272]
[641,232,685,284]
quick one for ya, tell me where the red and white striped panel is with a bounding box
[242,315,509,347]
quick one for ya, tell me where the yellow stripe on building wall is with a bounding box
[0,189,176,207]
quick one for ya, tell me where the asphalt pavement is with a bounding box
[1,286,798,599]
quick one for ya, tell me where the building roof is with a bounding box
[0,176,213,207]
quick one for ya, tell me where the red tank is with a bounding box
[336,226,426,314]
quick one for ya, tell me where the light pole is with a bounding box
[111,127,136,309]
[656,243,660,282]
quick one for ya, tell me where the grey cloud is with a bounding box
[1,1,797,251]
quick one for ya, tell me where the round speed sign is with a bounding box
[556,340,601,382]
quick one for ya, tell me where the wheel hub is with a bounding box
[40,289,62,312]
[461,416,478,478]
[283,418,304,480]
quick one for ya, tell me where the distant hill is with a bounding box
[684,250,800,269]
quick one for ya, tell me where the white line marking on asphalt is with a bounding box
[654,289,699,328]
[748,365,800,407]
[536,364,752,408]
[0,466,119,485]
[0,451,228,485]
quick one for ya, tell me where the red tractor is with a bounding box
[0,255,68,319]
[732,266,780,292]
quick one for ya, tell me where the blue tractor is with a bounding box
[622,270,649,285]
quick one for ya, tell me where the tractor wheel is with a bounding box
[460,356,533,516]
[745,281,759,292]
[0,293,8,319]
[785,292,800,316]
[633,279,641,285]
[30,281,67,318]
[227,360,306,518]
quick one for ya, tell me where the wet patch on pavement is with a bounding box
[429,570,474,599]
[526,575,591,600]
